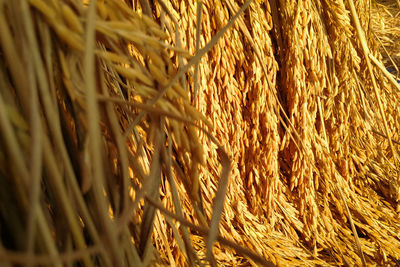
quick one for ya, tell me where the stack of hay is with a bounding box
[0,0,399,266]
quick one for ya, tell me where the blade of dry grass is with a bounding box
[347,0,398,165]
[121,226,144,267]
[145,195,276,267]
[0,245,101,266]
[371,128,400,146]
[0,2,29,111]
[162,136,200,267]
[1,73,61,267]
[154,212,176,266]
[42,135,93,267]
[99,90,230,265]
[369,53,400,92]
[96,94,222,153]
[334,182,366,267]
[139,0,152,16]
[125,0,253,133]
[2,0,400,265]
[374,32,399,77]
[20,6,104,264]
[0,88,30,192]
[138,118,164,257]
[100,59,130,216]
[18,1,43,264]
[193,0,203,104]
[205,147,231,261]
[84,0,121,265]
[0,93,61,267]
[156,0,187,90]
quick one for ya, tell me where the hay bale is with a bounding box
[0,0,399,266]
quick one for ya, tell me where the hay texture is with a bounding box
[0,0,400,266]
[371,0,400,75]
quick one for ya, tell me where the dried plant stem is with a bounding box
[120,226,143,267]
[43,136,93,267]
[145,195,276,267]
[161,138,200,266]
[0,245,101,266]
[0,3,29,111]
[96,95,220,151]
[138,118,163,258]
[98,93,231,263]
[156,0,187,89]
[205,147,231,261]
[0,93,30,190]
[26,6,100,257]
[336,182,366,267]
[347,0,398,165]
[84,0,121,266]
[19,0,43,263]
[374,32,399,77]
[371,128,400,146]
[2,0,400,265]
[100,63,130,217]
[34,32,105,264]
[369,53,400,92]
[193,0,203,104]
[127,0,253,131]
[0,94,62,267]
[269,0,283,55]
[139,0,152,16]
[317,97,329,151]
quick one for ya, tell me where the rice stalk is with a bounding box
[1,0,400,266]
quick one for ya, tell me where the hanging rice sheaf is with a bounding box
[0,0,400,266]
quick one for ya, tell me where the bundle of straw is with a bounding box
[1,0,400,266]
[0,0,219,265]
[147,0,400,265]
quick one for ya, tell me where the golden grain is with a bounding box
[53,24,84,50]
[114,65,154,86]
[61,3,83,34]
[2,0,400,266]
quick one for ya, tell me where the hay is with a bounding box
[371,0,400,74]
[0,0,400,266]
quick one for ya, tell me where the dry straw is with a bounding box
[0,0,400,266]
